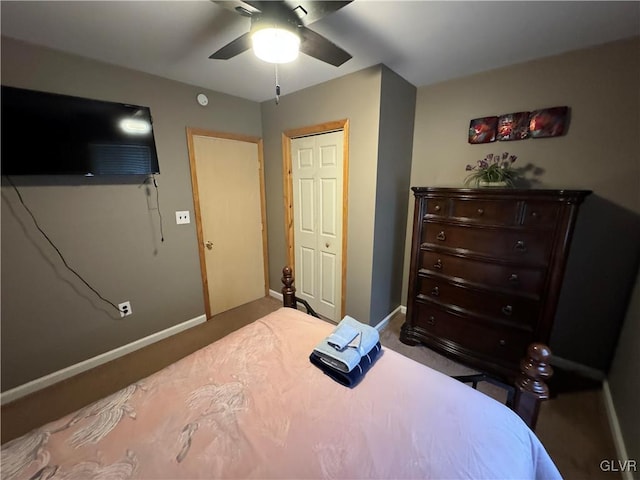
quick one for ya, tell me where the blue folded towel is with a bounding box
[326,323,360,351]
[313,338,361,373]
[310,342,382,388]
[339,315,380,356]
[312,315,380,372]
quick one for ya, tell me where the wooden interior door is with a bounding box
[188,130,267,317]
[291,131,343,321]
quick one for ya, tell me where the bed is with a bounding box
[1,267,560,479]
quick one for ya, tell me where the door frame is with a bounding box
[282,119,349,319]
[186,127,269,319]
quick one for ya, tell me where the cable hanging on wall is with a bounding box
[142,174,165,242]
[4,175,121,316]
[275,63,281,105]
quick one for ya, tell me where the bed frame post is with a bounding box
[513,343,553,430]
[282,266,297,309]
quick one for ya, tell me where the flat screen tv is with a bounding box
[1,85,160,176]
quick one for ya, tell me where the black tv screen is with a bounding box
[1,86,160,175]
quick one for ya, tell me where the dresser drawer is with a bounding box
[413,302,533,364]
[422,223,552,264]
[425,198,448,218]
[449,198,520,225]
[420,250,546,295]
[522,201,561,227]
[416,275,539,329]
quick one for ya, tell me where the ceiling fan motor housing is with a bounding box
[250,15,302,63]
[210,1,353,67]
[250,14,301,38]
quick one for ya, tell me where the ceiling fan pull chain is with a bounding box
[275,63,281,105]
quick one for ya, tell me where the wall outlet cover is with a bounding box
[176,211,190,224]
[118,301,132,318]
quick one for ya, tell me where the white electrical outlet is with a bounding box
[176,211,190,224]
[119,301,132,318]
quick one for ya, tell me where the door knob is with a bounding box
[205,241,213,250]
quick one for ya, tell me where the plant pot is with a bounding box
[479,180,508,188]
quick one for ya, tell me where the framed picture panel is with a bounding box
[468,116,498,144]
[529,107,569,138]
[497,112,530,141]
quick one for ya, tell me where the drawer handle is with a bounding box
[477,208,484,215]
[437,231,446,241]
[531,211,539,218]
[427,315,436,325]
[502,305,513,316]
[434,205,441,212]
[508,273,519,284]
[431,286,440,297]
[433,259,443,270]
[514,240,527,252]
[499,339,506,346]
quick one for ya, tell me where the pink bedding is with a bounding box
[2,307,560,479]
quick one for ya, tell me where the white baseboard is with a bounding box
[271,290,401,333]
[374,305,402,332]
[602,380,634,480]
[400,305,407,314]
[1,314,207,405]
[269,289,283,301]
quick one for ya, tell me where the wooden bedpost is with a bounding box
[513,342,553,430]
[282,266,297,309]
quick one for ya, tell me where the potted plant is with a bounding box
[465,152,519,187]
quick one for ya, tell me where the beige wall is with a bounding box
[406,36,639,207]
[1,37,262,390]
[260,66,382,323]
[404,37,640,371]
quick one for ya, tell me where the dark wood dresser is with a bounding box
[400,187,591,380]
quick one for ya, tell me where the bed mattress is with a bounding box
[1,307,560,479]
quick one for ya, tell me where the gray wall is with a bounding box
[404,37,640,371]
[260,66,382,323]
[1,37,262,390]
[370,66,416,322]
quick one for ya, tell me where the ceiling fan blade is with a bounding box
[299,27,352,67]
[212,1,262,16]
[284,1,352,25]
[209,32,252,59]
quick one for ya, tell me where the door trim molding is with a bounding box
[186,127,269,319]
[282,119,349,319]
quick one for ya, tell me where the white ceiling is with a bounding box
[1,1,638,103]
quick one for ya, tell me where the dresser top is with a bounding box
[411,187,592,202]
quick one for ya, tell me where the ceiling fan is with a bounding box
[209,1,353,66]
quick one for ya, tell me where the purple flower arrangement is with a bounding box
[465,152,519,187]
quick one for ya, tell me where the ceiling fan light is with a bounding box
[251,27,300,64]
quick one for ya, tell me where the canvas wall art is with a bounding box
[468,116,498,144]
[497,112,530,141]
[529,106,569,138]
